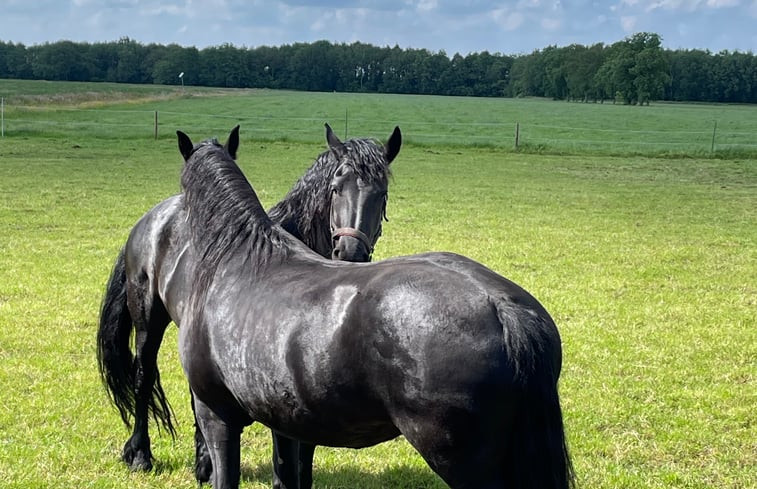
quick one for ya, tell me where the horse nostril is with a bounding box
[332,248,340,259]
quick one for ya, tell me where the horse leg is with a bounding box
[409,403,572,489]
[193,395,242,489]
[121,295,170,471]
[297,442,316,489]
[409,432,505,488]
[271,431,300,489]
[192,388,213,484]
[397,413,507,489]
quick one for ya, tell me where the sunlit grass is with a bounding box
[0,101,755,488]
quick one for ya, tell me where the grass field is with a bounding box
[2,79,757,157]
[0,81,755,488]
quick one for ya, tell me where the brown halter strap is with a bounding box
[331,227,375,254]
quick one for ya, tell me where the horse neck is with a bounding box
[267,152,336,259]
[268,197,332,259]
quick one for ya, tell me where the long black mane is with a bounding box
[181,140,281,286]
[268,138,392,256]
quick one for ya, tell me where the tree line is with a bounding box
[1,32,755,104]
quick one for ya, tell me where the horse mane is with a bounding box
[181,140,284,299]
[267,137,392,256]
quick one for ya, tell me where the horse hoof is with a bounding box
[194,454,212,483]
[122,443,153,472]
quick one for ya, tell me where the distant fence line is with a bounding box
[2,101,756,156]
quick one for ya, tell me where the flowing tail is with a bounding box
[498,301,575,489]
[505,377,575,488]
[96,248,176,435]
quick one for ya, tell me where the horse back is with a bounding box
[184,250,561,447]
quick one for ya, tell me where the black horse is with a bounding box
[177,128,574,489]
[97,124,402,487]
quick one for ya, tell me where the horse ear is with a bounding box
[225,125,240,160]
[325,123,346,158]
[177,130,194,161]
[384,126,402,164]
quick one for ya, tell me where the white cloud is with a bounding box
[642,0,741,11]
[416,0,437,12]
[309,12,332,32]
[706,0,740,6]
[620,15,637,31]
[492,8,525,30]
[541,17,562,30]
[140,4,185,16]
[645,0,693,12]
[517,0,543,8]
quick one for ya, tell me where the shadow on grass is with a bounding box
[152,458,444,488]
[310,464,445,489]
[239,462,445,489]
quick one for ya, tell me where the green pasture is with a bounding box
[2,78,756,157]
[0,83,755,488]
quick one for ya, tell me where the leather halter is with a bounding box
[331,226,375,255]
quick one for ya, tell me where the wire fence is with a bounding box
[2,101,756,157]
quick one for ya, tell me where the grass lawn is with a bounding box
[0,83,754,488]
[2,79,756,157]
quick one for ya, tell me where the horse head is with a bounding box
[325,123,401,262]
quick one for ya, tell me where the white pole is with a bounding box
[1,97,4,137]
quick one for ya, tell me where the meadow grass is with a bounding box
[0,84,755,488]
[2,79,756,157]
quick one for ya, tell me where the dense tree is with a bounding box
[0,35,754,103]
[668,49,710,101]
[508,51,547,97]
[111,37,147,83]
[0,41,33,79]
[563,43,606,101]
[29,41,92,81]
[198,44,246,88]
[625,32,669,105]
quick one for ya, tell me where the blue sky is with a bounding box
[1,0,755,55]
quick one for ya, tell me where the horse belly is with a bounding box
[266,409,401,449]
[225,349,399,448]
[253,381,401,448]
[215,309,400,448]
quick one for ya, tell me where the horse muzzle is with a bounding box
[331,227,373,262]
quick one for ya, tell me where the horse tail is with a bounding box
[96,247,136,428]
[497,301,575,489]
[96,248,177,436]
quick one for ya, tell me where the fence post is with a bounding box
[1,97,4,138]
[344,107,348,140]
[515,122,520,149]
[154,111,158,140]
[710,120,717,153]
